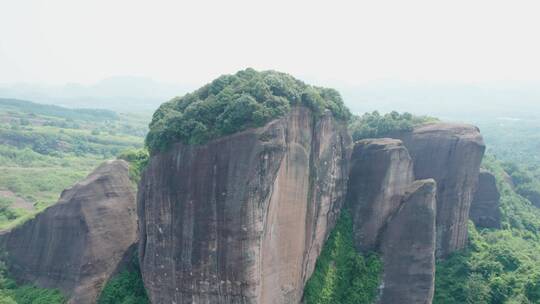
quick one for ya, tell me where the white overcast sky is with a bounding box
[1,0,540,86]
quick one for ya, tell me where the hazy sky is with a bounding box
[1,0,540,86]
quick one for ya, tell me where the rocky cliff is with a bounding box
[139,118,485,303]
[0,160,138,304]
[346,138,437,304]
[346,138,414,251]
[138,107,351,304]
[389,123,485,257]
[470,169,501,228]
[379,179,436,304]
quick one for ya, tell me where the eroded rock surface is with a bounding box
[470,169,501,228]
[346,138,437,303]
[501,170,515,190]
[390,123,485,257]
[138,107,351,304]
[379,179,437,304]
[346,138,414,251]
[0,160,138,304]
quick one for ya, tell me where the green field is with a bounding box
[0,98,147,231]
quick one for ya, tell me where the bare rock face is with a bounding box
[138,107,351,304]
[0,160,138,304]
[379,179,437,304]
[470,169,501,228]
[346,139,437,303]
[346,138,414,251]
[501,170,515,190]
[390,123,485,258]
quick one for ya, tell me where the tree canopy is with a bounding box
[434,156,540,303]
[145,68,351,152]
[303,210,381,304]
[349,111,438,141]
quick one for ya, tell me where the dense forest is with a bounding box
[445,114,540,303]
[434,156,540,303]
[146,69,351,152]
[303,210,381,304]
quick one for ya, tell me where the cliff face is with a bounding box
[0,160,138,304]
[391,123,485,257]
[138,107,351,304]
[501,170,515,190]
[346,138,414,251]
[346,139,436,303]
[470,169,501,228]
[379,179,437,304]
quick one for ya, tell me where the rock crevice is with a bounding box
[346,138,437,304]
[378,179,437,304]
[386,123,485,257]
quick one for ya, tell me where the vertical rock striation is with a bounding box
[379,179,437,304]
[0,160,138,304]
[346,138,414,251]
[138,107,351,304]
[470,169,501,228]
[346,138,437,304]
[390,123,485,258]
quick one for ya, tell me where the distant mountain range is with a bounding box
[0,76,192,113]
[337,81,540,121]
[1,76,539,121]
[0,98,118,121]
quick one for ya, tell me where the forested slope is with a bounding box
[0,98,146,230]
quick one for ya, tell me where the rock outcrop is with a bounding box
[346,138,437,303]
[0,160,138,304]
[501,170,515,190]
[379,179,437,304]
[138,107,351,304]
[389,123,485,258]
[346,138,414,251]
[470,169,501,228]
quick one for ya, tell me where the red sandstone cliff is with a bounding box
[138,107,351,304]
[0,160,138,304]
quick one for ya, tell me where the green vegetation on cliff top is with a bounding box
[349,110,438,141]
[117,148,149,184]
[145,68,351,152]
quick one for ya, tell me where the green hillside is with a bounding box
[434,156,540,303]
[0,99,147,231]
